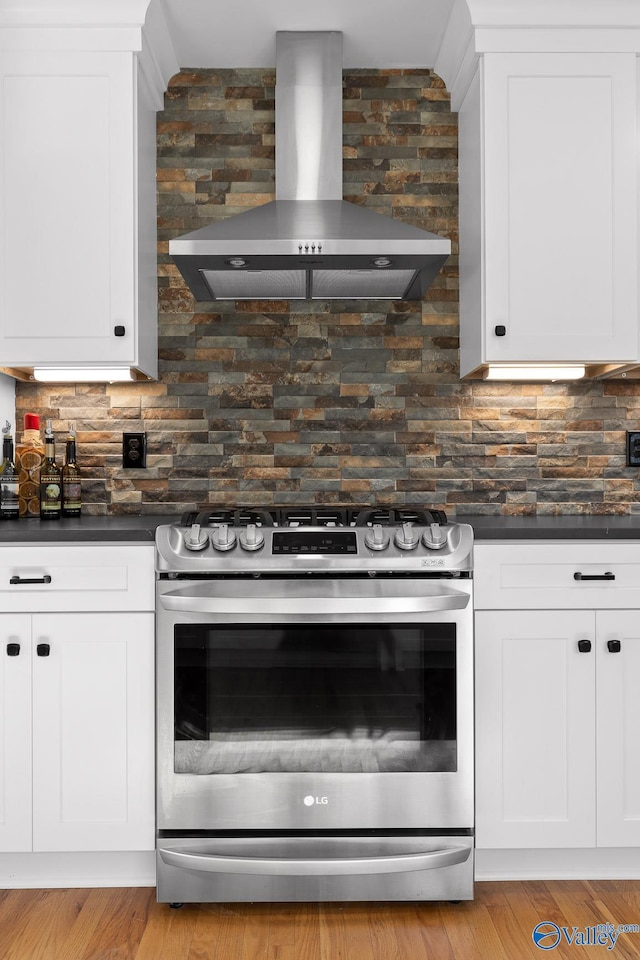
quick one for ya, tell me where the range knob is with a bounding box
[365,523,390,551]
[210,523,237,552]
[239,523,264,552]
[183,522,208,551]
[422,522,448,551]
[394,521,420,551]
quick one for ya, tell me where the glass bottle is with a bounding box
[39,419,61,520]
[0,421,19,520]
[16,412,44,518]
[62,422,81,518]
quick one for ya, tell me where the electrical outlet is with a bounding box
[123,432,146,469]
[627,431,640,467]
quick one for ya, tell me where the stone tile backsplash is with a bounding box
[14,68,640,516]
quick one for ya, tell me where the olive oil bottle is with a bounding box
[39,419,61,520]
[0,421,19,519]
[62,422,81,517]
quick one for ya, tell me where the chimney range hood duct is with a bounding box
[169,32,451,302]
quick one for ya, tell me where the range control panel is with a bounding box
[272,532,358,554]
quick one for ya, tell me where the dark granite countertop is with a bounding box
[1,513,640,543]
[465,515,640,540]
[0,516,167,542]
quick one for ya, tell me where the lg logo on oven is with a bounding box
[303,795,329,806]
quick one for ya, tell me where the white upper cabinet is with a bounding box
[0,52,142,372]
[0,2,177,381]
[457,52,639,377]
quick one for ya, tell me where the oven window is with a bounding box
[174,623,456,775]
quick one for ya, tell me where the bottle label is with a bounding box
[0,478,19,515]
[40,476,61,512]
[62,480,81,510]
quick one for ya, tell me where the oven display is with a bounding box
[272,531,358,554]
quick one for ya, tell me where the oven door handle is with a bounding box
[158,592,470,615]
[158,844,471,876]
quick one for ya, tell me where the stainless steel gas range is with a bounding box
[154,506,474,904]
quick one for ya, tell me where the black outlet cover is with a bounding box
[123,432,147,469]
[626,431,640,467]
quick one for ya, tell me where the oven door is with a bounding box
[156,578,473,832]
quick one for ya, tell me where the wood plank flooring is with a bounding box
[2,881,640,959]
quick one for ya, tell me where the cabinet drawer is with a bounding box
[0,544,154,612]
[475,542,640,609]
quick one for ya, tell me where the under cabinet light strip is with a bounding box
[483,364,586,381]
[33,367,135,383]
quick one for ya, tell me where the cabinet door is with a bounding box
[0,51,137,366]
[482,53,637,365]
[475,610,595,849]
[596,611,640,846]
[31,612,154,852]
[0,615,32,852]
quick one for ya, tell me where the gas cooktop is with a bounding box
[179,505,448,529]
[155,506,473,577]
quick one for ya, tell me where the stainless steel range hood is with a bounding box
[169,32,451,302]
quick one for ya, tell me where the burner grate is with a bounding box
[353,507,448,527]
[180,508,276,528]
[179,505,448,529]
[275,507,351,527]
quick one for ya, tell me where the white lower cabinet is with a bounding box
[595,611,640,847]
[0,614,31,852]
[0,611,154,853]
[476,609,596,849]
[0,545,155,857]
[475,543,640,857]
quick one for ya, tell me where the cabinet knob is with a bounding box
[36,643,50,657]
[607,639,622,653]
[494,324,506,337]
[577,639,592,653]
[6,643,20,656]
[114,325,126,337]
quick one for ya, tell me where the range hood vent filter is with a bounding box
[202,270,307,301]
[200,268,420,301]
[169,32,451,302]
[312,269,418,300]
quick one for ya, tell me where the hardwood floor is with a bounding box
[2,881,640,959]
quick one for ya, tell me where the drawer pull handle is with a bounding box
[6,643,20,656]
[9,575,52,585]
[36,643,50,657]
[607,639,622,653]
[573,571,615,581]
[577,639,592,653]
